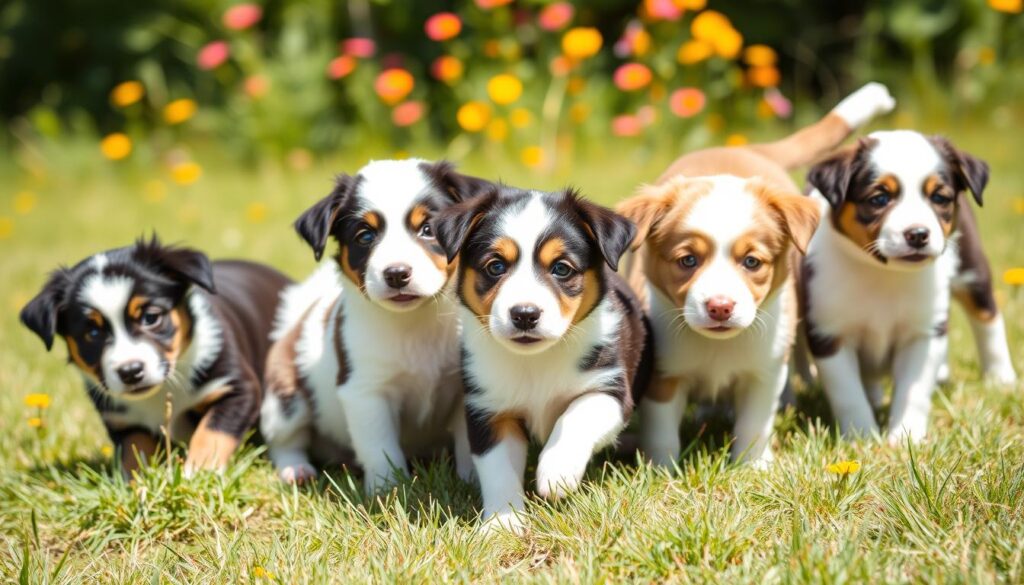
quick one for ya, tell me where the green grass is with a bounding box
[1,111,1023,583]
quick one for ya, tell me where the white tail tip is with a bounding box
[831,82,896,129]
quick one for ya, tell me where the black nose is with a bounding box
[904,226,930,249]
[116,361,145,385]
[510,304,542,331]
[383,264,412,289]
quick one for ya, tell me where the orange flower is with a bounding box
[223,4,262,30]
[613,63,652,92]
[431,56,464,83]
[538,2,574,31]
[163,99,197,125]
[392,101,424,127]
[744,44,777,67]
[989,0,1022,13]
[562,27,603,60]
[110,81,144,107]
[725,133,748,146]
[327,55,357,80]
[457,101,491,133]
[100,133,132,160]
[677,40,713,65]
[748,66,780,88]
[644,0,682,21]
[669,87,706,118]
[520,146,544,168]
[244,75,270,99]
[374,69,415,105]
[341,38,376,58]
[425,13,461,41]
[691,10,742,58]
[487,74,523,105]
[171,161,202,185]
[28,417,42,428]
[550,55,573,76]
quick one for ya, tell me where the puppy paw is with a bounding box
[936,363,951,385]
[362,467,402,495]
[984,366,1018,386]
[887,423,927,447]
[456,458,476,483]
[183,455,227,479]
[279,463,318,485]
[535,449,587,500]
[833,82,896,128]
[480,511,527,537]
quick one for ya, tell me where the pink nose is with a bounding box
[705,296,735,322]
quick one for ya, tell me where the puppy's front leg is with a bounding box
[448,396,474,482]
[110,427,159,481]
[888,336,943,445]
[339,387,407,493]
[184,370,259,477]
[731,365,787,468]
[536,392,625,500]
[470,411,528,534]
[639,375,685,467]
[815,346,879,438]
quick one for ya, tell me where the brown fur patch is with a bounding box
[646,375,680,403]
[167,306,192,365]
[923,174,957,237]
[186,418,241,472]
[362,211,381,230]
[120,431,158,477]
[86,310,103,327]
[538,237,566,267]
[408,204,429,230]
[494,237,519,264]
[954,289,996,323]
[462,269,498,319]
[491,413,526,442]
[264,305,317,407]
[571,269,602,325]
[338,246,363,289]
[66,337,102,383]
[836,201,878,251]
[127,296,147,320]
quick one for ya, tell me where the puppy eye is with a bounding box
[868,193,891,208]
[930,192,953,205]
[354,228,377,246]
[418,222,435,239]
[678,255,698,269]
[742,256,763,270]
[85,326,103,342]
[141,308,164,329]
[550,261,575,279]
[484,259,507,277]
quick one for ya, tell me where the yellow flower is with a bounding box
[562,27,603,60]
[457,101,492,133]
[28,417,43,428]
[25,393,51,409]
[1004,268,1024,286]
[171,162,202,185]
[743,44,777,67]
[246,202,268,224]
[826,460,861,475]
[0,216,12,239]
[570,102,590,124]
[14,191,36,215]
[520,145,544,168]
[725,133,748,146]
[748,65,780,88]
[487,74,523,106]
[101,445,114,457]
[486,118,509,142]
[110,81,145,107]
[691,10,742,58]
[253,566,275,580]
[989,0,1022,13]
[143,180,167,203]
[100,133,132,161]
[164,99,197,125]
[510,108,532,128]
[677,40,713,65]
[1013,197,1024,214]
[679,0,706,8]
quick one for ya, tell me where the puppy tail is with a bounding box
[749,82,895,171]
[270,262,342,341]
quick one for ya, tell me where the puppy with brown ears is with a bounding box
[618,83,894,467]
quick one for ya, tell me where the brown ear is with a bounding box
[757,183,821,255]
[615,182,677,250]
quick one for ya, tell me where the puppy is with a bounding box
[20,237,290,477]
[617,82,894,467]
[803,130,1017,444]
[260,159,487,490]
[433,185,653,533]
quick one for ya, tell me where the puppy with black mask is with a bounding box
[433,185,653,534]
[21,236,290,477]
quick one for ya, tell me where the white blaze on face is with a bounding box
[869,131,946,261]
[683,177,760,337]
[489,193,570,354]
[354,159,448,311]
[78,274,165,396]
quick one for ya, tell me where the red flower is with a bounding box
[197,41,230,70]
[327,55,357,80]
[425,13,462,41]
[538,2,574,31]
[223,4,262,30]
[341,38,376,58]
[670,87,706,118]
[392,101,424,127]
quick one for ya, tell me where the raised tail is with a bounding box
[749,82,896,170]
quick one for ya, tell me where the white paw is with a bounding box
[644,445,680,469]
[936,363,951,385]
[279,463,317,485]
[456,458,476,483]
[535,449,588,500]
[749,456,773,471]
[362,466,401,494]
[480,510,527,536]
[984,366,1018,386]
[887,423,927,447]
[833,82,896,128]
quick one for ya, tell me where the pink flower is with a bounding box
[613,63,653,92]
[612,114,643,137]
[327,55,357,80]
[223,4,262,30]
[392,101,424,127]
[425,12,462,41]
[645,0,682,21]
[670,87,706,118]
[764,88,793,118]
[197,41,230,70]
[475,0,513,9]
[538,2,574,31]
[341,37,376,58]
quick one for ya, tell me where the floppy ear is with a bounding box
[135,235,216,293]
[20,269,70,351]
[615,182,678,249]
[433,188,498,263]
[420,160,495,202]
[931,136,988,206]
[576,194,637,271]
[807,149,854,209]
[765,189,822,255]
[294,174,356,261]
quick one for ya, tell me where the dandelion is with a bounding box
[612,115,643,137]
[341,38,376,58]
[374,69,414,105]
[163,99,197,125]
[747,66,780,88]
[562,27,602,60]
[520,146,544,168]
[487,74,523,105]
[1004,268,1024,286]
[14,191,36,215]
[826,460,861,475]
[246,202,268,224]
[669,87,706,118]
[613,63,653,92]
[327,55,357,80]
[171,161,202,185]
[989,0,1022,13]
[431,56,464,83]
[223,4,262,30]
[392,101,424,127]
[644,0,682,21]
[100,133,132,160]
[744,44,777,67]
[25,393,51,409]
[510,107,532,128]
[28,417,43,428]
[110,81,144,107]
[677,40,713,65]
[538,2,574,32]
[425,13,462,41]
[197,41,230,70]
[0,216,11,239]
[253,566,276,580]
[143,180,167,203]
[457,101,491,133]
[101,445,114,457]
[244,75,270,99]
[487,118,509,142]
[725,133,748,146]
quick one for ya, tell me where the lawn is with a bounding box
[1,110,1023,583]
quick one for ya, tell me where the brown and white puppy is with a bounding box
[618,82,895,467]
[260,159,489,490]
[433,185,653,533]
[803,130,1016,445]
[21,237,290,477]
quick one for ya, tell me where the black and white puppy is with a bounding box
[21,237,290,476]
[434,186,653,533]
[260,159,489,490]
[803,130,1017,445]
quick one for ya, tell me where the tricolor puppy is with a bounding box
[433,186,653,533]
[802,130,1017,444]
[20,237,290,477]
[260,159,488,490]
[617,82,894,467]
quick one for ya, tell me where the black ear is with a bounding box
[574,191,637,271]
[433,188,499,263]
[20,270,69,351]
[295,174,356,261]
[420,160,494,203]
[135,235,216,293]
[931,136,988,206]
[807,150,854,209]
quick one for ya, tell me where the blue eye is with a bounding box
[742,256,763,270]
[679,255,698,268]
[868,193,891,208]
[85,326,102,342]
[930,193,952,205]
[355,229,376,246]
[551,261,575,278]
[485,260,507,277]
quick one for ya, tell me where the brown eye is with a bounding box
[930,192,953,205]
[418,222,435,239]
[141,308,164,329]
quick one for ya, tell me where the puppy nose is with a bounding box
[510,304,542,331]
[705,296,735,322]
[904,226,930,249]
[383,264,412,289]
[116,361,145,385]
